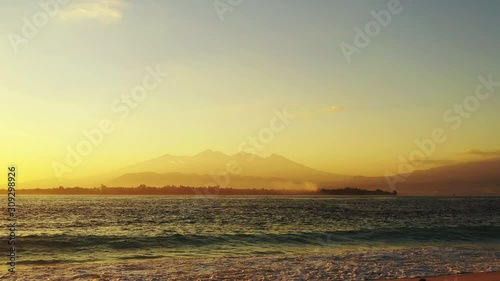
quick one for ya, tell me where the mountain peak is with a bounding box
[234,151,259,158]
[196,149,228,157]
[266,153,289,160]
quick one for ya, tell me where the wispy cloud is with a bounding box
[59,0,127,22]
[323,105,344,113]
[419,159,457,167]
[464,149,500,157]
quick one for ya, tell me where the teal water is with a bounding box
[8,196,500,265]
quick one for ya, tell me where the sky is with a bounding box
[0,0,499,181]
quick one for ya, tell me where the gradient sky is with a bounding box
[1,0,499,181]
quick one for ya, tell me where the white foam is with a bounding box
[3,247,499,280]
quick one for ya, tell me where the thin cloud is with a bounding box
[59,0,127,22]
[419,159,457,167]
[323,105,344,113]
[464,149,500,157]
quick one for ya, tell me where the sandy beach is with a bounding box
[385,272,500,281]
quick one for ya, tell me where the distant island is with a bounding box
[318,187,397,196]
[19,185,397,196]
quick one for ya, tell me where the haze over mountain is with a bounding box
[15,150,500,196]
[322,158,500,196]
[19,150,348,189]
[116,149,350,182]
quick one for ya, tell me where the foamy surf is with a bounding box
[2,247,499,281]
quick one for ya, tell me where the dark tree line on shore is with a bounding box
[19,185,396,196]
[319,187,397,195]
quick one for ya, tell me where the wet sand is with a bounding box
[384,271,500,281]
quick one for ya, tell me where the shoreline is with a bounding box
[2,251,497,281]
[382,272,500,281]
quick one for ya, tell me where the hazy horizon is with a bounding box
[23,148,500,178]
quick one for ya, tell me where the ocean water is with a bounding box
[3,196,500,280]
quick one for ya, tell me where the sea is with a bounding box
[2,196,499,280]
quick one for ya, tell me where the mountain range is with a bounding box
[18,150,500,196]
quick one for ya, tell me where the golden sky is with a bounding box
[1,0,499,182]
